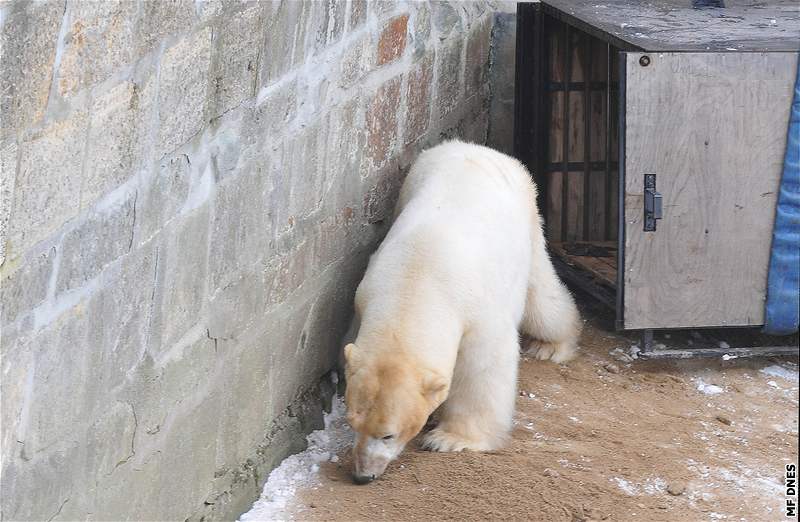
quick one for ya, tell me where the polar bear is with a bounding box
[344,141,580,484]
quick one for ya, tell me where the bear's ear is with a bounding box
[422,372,449,405]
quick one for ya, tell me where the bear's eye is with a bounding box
[382,434,395,440]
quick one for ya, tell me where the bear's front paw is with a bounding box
[421,427,493,452]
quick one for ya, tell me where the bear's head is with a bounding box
[343,343,448,484]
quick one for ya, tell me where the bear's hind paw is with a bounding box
[524,339,577,364]
[420,427,495,452]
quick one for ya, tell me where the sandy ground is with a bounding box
[248,298,799,521]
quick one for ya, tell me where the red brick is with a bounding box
[366,76,402,165]
[377,15,409,65]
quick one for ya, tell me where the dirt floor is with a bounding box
[275,298,799,521]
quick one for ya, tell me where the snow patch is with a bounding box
[613,477,639,495]
[760,365,799,384]
[239,395,353,522]
[611,476,667,496]
[694,379,724,395]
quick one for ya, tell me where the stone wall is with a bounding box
[0,1,517,520]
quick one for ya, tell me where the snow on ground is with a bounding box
[693,378,724,395]
[611,476,667,496]
[760,364,799,384]
[239,395,353,522]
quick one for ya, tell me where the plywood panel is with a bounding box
[549,23,564,82]
[566,171,584,241]
[547,171,563,241]
[622,52,797,329]
[549,92,564,163]
[567,91,585,163]
[588,170,606,240]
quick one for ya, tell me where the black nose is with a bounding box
[352,474,375,485]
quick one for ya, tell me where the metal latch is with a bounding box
[644,174,662,232]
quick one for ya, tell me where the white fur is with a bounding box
[353,141,580,452]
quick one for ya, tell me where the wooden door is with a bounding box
[621,52,798,330]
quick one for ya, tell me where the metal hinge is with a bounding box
[644,174,662,232]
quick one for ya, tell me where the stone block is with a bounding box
[135,0,196,57]
[83,242,158,401]
[339,35,371,89]
[372,0,399,20]
[260,1,311,87]
[0,245,55,325]
[366,76,402,167]
[363,163,406,225]
[205,103,246,183]
[348,0,367,30]
[84,400,137,479]
[152,204,210,352]
[0,440,84,521]
[158,337,217,423]
[431,0,463,38]
[206,266,268,342]
[461,1,489,23]
[0,322,32,465]
[250,79,298,140]
[300,261,365,375]
[208,165,271,293]
[210,4,266,118]
[460,107,490,144]
[56,0,137,97]
[405,52,435,145]
[377,14,408,65]
[225,331,281,455]
[21,308,92,457]
[309,0,347,55]
[465,16,492,98]
[56,190,135,294]
[319,99,365,211]
[149,390,221,520]
[204,372,334,521]
[10,111,89,256]
[116,331,216,446]
[135,153,191,245]
[93,340,221,519]
[83,438,163,520]
[0,141,18,265]
[0,0,63,141]
[436,37,463,119]
[276,123,324,228]
[194,0,253,23]
[157,27,212,157]
[411,3,432,58]
[83,80,151,208]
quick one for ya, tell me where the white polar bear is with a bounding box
[344,141,580,484]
